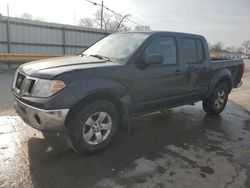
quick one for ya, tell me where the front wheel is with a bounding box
[66,100,119,153]
[202,83,229,115]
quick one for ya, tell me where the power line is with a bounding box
[85,0,144,27]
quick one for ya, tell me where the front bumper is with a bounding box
[14,98,69,131]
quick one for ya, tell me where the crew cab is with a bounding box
[12,31,245,153]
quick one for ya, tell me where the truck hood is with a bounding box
[18,56,119,79]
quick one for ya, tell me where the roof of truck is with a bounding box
[118,31,204,38]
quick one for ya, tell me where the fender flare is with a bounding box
[66,80,131,131]
[205,69,232,98]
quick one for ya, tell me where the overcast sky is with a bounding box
[1,0,249,47]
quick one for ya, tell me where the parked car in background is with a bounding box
[242,55,249,59]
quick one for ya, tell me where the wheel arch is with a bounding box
[65,91,129,131]
[206,69,233,98]
[215,76,233,93]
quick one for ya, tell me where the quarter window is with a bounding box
[145,37,177,65]
[183,38,204,64]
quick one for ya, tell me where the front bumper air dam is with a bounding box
[14,98,69,131]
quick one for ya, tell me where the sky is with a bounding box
[1,0,249,47]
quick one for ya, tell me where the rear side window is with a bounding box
[145,37,177,65]
[183,38,204,64]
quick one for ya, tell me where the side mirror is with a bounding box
[144,54,164,65]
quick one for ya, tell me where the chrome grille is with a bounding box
[13,71,37,96]
[15,73,25,89]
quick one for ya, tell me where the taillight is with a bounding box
[240,63,245,75]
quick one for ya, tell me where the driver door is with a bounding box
[130,36,188,112]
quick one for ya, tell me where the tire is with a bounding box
[66,100,120,154]
[202,83,229,115]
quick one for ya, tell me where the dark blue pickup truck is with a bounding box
[12,31,245,153]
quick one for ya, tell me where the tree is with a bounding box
[92,10,131,32]
[79,18,94,28]
[225,47,232,52]
[20,13,33,20]
[94,10,111,31]
[210,41,224,52]
[237,47,244,54]
[34,17,44,22]
[225,46,236,53]
[242,40,250,54]
[78,10,145,32]
[20,13,44,21]
[113,14,131,31]
[134,25,151,31]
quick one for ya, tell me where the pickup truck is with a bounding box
[12,31,245,153]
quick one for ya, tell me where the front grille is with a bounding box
[14,72,36,96]
[15,73,25,89]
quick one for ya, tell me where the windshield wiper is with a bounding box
[90,54,112,62]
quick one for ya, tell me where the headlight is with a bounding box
[32,79,66,97]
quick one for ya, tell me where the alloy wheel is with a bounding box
[82,111,112,145]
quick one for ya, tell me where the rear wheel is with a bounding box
[66,100,119,153]
[202,83,229,115]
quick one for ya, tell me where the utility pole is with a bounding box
[7,4,10,18]
[6,4,11,53]
[74,12,76,25]
[85,0,144,29]
[100,1,103,30]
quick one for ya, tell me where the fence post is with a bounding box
[6,18,11,53]
[62,27,66,55]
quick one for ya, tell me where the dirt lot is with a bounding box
[0,60,250,188]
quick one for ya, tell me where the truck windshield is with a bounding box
[81,33,149,64]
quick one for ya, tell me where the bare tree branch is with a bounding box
[134,25,151,31]
[79,18,94,28]
[242,41,250,54]
[20,13,33,20]
[20,13,44,21]
[210,41,224,52]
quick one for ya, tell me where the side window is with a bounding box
[183,38,204,64]
[145,37,177,65]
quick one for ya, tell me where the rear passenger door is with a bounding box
[182,37,210,97]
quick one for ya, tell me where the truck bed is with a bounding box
[210,58,244,88]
